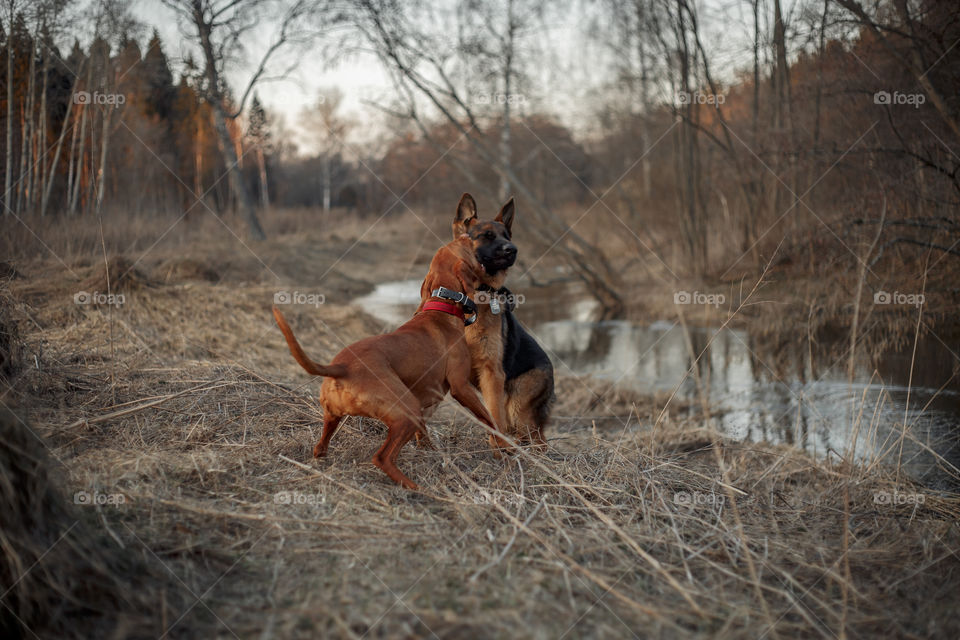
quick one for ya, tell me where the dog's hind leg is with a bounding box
[373,416,421,489]
[414,404,439,449]
[370,385,424,489]
[507,369,554,449]
[314,413,344,458]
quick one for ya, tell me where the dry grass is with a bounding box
[0,407,193,638]
[1,212,958,639]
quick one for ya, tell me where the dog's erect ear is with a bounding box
[495,197,515,235]
[453,193,478,238]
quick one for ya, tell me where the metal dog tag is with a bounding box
[489,296,502,315]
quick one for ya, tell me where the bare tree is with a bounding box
[302,88,350,214]
[246,93,272,210]
[161,0,318,240]
[2,0,14,214]
[355,0,625,316]
[834,0,960,140]
[456,0,544,202]
[594,0,657,199]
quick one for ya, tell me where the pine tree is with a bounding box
[142,29,174,120]
[246,93,270,209]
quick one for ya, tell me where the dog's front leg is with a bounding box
[477,364,510,454]
[449,379,513,454]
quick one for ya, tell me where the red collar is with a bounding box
[421,300,465,321]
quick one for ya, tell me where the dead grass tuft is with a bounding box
[155,257,221,284]
[0,290,21,384]
[0,408,187,638]
[80,256,154,294]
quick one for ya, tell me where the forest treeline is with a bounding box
[1,0,958,304]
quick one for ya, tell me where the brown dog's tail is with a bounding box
[272,306,347,378]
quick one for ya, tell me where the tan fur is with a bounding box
[465,289,509,449]
[505,369,552,446]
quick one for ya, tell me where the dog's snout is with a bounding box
[500,243,517,257]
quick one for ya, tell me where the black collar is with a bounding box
[430,287,478,325]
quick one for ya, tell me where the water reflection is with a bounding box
[530,320,960,489]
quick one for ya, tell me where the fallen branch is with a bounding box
[869,236,960,267]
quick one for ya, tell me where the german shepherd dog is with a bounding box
[453,193,554,448]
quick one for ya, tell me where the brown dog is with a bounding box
[273,234,509,489]
[453,194,555,449]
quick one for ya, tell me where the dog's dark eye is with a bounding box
[485,232,495,240]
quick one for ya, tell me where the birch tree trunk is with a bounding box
[498,0,514,202]
[256,144,269,210]
[322,152,330,213]
[194,6,265,240]
[70,53,93,215]
[15,30,35,214]
[194,118,203,200]
[69,100,87,214]
[636,0,651,198]
[3,0,13,215]
[94,106,111,216]
[35,38,47,213]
